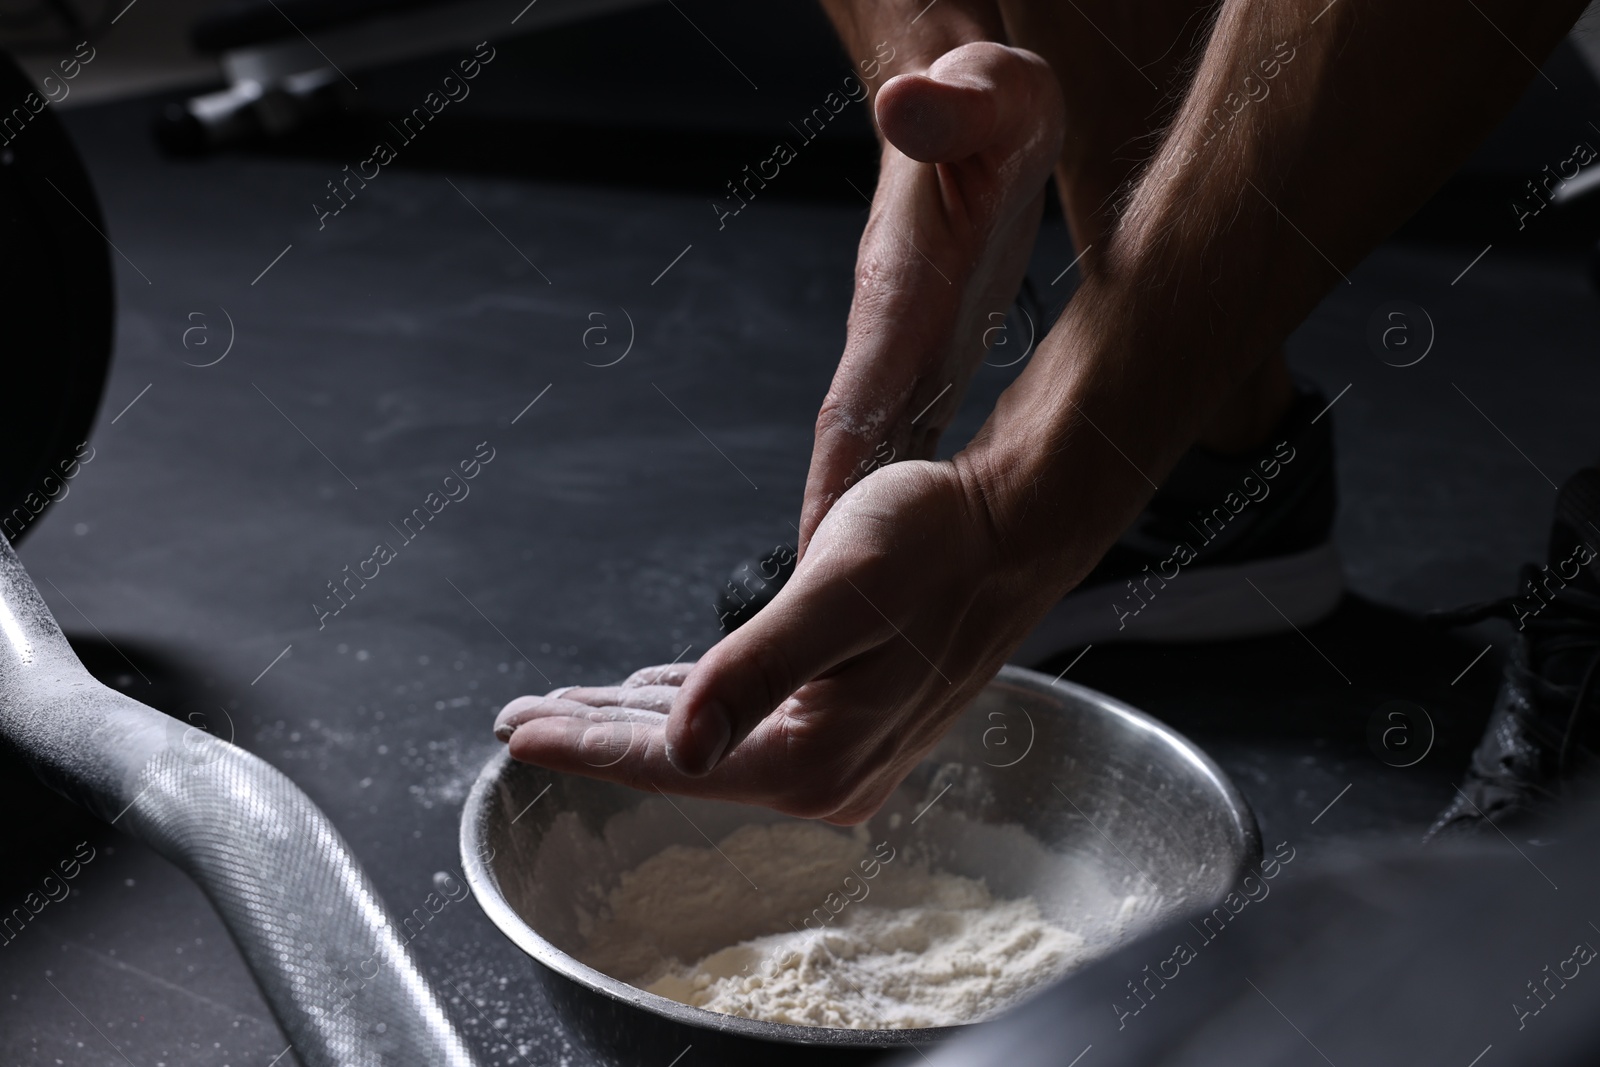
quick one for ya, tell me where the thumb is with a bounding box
[875,42,1053,164]
[664,558,890,775]
[876,66,999,164]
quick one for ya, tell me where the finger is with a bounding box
[508,653,932,818]
[876,68,998,164]
[798,435,878,553]
[664,557,894,777]
[877,43,1059,165]
[557,685,678,714]
[506,711,793,802]
[508,714,674,778]
[494,694,665,742]
[621,662,696,688]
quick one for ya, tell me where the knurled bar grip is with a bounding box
[0,538,482,1067]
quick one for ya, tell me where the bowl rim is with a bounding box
[458,663,1261,1047]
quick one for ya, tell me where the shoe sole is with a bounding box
[1011,543,1345,664]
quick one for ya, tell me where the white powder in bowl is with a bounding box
[578,821,1092,1029]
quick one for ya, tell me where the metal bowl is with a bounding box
[460,665,1260,1066]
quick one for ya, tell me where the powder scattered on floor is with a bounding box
[579,822,1090,1029]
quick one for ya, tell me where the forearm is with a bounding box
[963,0,1587,587]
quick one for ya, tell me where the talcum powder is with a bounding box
[579,822,1093,1029]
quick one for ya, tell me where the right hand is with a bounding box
[499,458,1075,823]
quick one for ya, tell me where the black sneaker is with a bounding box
[711,384,1342,647]
[1009,383,1342,662]
[713,542,796,634]
[1425,467,1600,841]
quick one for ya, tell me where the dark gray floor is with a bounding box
[3,7,1599,1063]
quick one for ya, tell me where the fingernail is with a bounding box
[494,700,534,742]
[669,701,731,776]
[493,687,577,742]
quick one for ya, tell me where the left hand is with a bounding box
[494,459,1059,824]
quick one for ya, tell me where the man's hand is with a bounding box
[497,460,1057,824]
[798,42,1063,553]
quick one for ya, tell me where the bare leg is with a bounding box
[815,0,1006,98]
[998,0,1294,453]
[815,0,1287,530]
[996,0,1218,256]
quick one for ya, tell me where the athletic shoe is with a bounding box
[712,385,1342,649]
[713,541,796,634]
[1425,467,1600,841]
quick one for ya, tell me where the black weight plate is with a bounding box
[0,50,114,545]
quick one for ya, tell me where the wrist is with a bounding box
[953,274,1222,593]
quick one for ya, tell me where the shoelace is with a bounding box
[1432,567,1600,780]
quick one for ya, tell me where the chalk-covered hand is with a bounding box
[495,460,1062,824]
